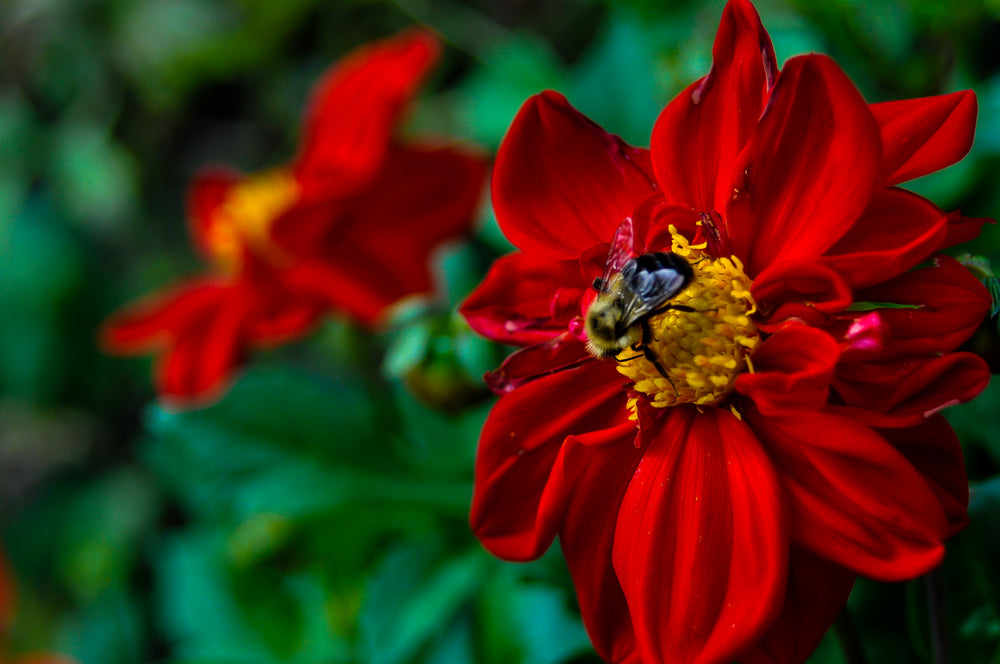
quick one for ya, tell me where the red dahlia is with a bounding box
[101,29,487,405]
[460,1,991,663]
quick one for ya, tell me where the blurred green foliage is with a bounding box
[1,0,1000,662]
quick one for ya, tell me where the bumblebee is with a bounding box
[584,218,694,378]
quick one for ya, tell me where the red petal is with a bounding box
[186,168,242,258]
[460,252,585,346]
[833,352,990,427]
[469,360,627,561]
[99,279,228,353]
[556,427,647,664]
[735,325,838,415]
[651,0,776,212]
[878,415,969,537]
[612,406,789,664]
[746,408,948,581]
[739,548,855,664]
[155,287,251,405]
[492,91,656,259]
[294,29,440,191]
[751,261,852,329]
[821,188,949,289]
[940,210,993,250]
[243,299,321,344]
[854,255,990,359]
[0,544,14,634]
[726,55,882,276]
[484,334,592,395]
[872,90,978,186]
[279,145,486,326]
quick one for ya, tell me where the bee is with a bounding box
[584,217,694,379]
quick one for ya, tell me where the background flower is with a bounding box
[99,29,487,405]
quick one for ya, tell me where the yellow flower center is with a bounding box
[617,229,759,414]
[204,169,300,272]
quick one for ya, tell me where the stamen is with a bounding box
[617,227,759,414]
[204,169,299,272]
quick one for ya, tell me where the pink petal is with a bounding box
[853,254,990,359]
[612,406,789,664]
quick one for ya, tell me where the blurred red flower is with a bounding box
[461,1,991,662]
[101,29,487,405]
[0,545,77,664]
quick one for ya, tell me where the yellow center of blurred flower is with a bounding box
[617,229,759,414]
[206,169,299,272]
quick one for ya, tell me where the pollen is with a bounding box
[205,169,300,273]
[618,228,759,414]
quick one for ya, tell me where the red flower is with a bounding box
[101,29,487,405]
[460,2,991,663]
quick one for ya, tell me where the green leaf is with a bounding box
[477,565,593,664]
[359,540,490,664]
[846,301,923,312]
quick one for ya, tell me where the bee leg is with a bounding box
[640,322,679,397]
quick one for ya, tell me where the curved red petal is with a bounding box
[100,279,227,353]
[738,548,855,664]
[820,188,949,289]
[751,261,853,329]
[878,415,969,537]
[853,255,990,359]
[651,0,775,212]
[612,406,789,664]
[493,91,656,259]
[735,325,839,415]
[469,360,627,561]
[484,334,592,395]
[243,299,322,345]
[556,426,647,664]
[460,252,586,346]
[872,90,978,186]
[154,288,251,405]
[726,55,882,275]
[294,29,440,191]
[278,146,486,326]
[747,407,948,581]
[940,210,993,250]
[186,168,243,258]
[833,352,990,427]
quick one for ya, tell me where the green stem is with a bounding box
[834,608,869,664]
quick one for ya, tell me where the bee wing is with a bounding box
[596,217,635,294]
[619,267,688,328]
